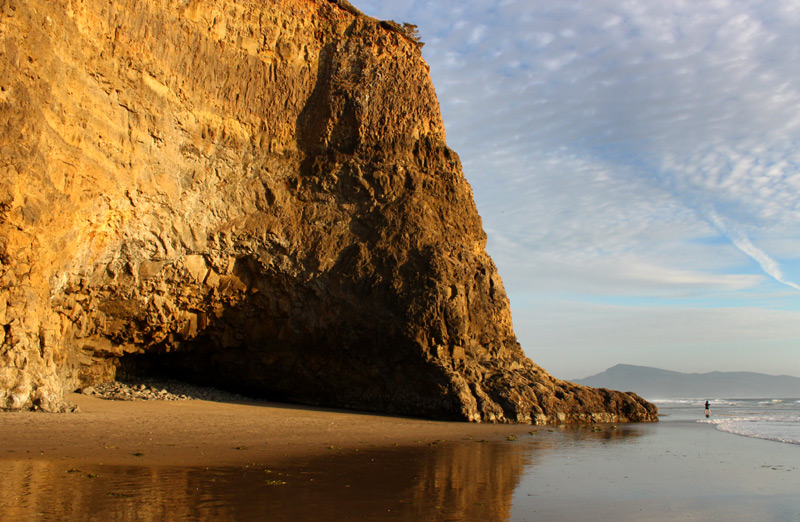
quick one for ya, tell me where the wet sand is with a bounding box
[2,395,798,521]
[510,419,799,521]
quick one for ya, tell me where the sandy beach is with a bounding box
[2,395,798,521]
[0,393,537,467]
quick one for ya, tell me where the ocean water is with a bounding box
[654,397,800,445]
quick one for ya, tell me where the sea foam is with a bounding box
[656,397,800,445]
[699,398,800,445]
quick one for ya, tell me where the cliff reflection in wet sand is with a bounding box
[1,441,526,521]
[0,428,642,521]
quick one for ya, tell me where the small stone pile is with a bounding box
[79,379,251,403]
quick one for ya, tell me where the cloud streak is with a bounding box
[707,210,800,292]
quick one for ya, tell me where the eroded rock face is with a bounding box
[0,0,657,422]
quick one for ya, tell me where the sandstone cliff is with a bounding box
[0,0,657,423]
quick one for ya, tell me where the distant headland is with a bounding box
[574,364,800,399]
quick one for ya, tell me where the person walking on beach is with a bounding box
[704,400,710,418]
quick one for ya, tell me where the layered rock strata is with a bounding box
[0,0,657,422]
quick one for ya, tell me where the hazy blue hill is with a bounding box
[573,364,800,399]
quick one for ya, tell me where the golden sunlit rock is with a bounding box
[0,0,656,423]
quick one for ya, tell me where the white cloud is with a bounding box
[467,25,487,45]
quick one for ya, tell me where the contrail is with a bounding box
[707,210,800,291]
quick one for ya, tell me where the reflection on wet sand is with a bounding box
[0,427,642,521]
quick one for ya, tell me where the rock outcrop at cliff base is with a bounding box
[0,0,657,423]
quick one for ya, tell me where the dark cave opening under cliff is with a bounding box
[106,328,459,418]
[113,346,269,401]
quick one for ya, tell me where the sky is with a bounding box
[355,0,800,380]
